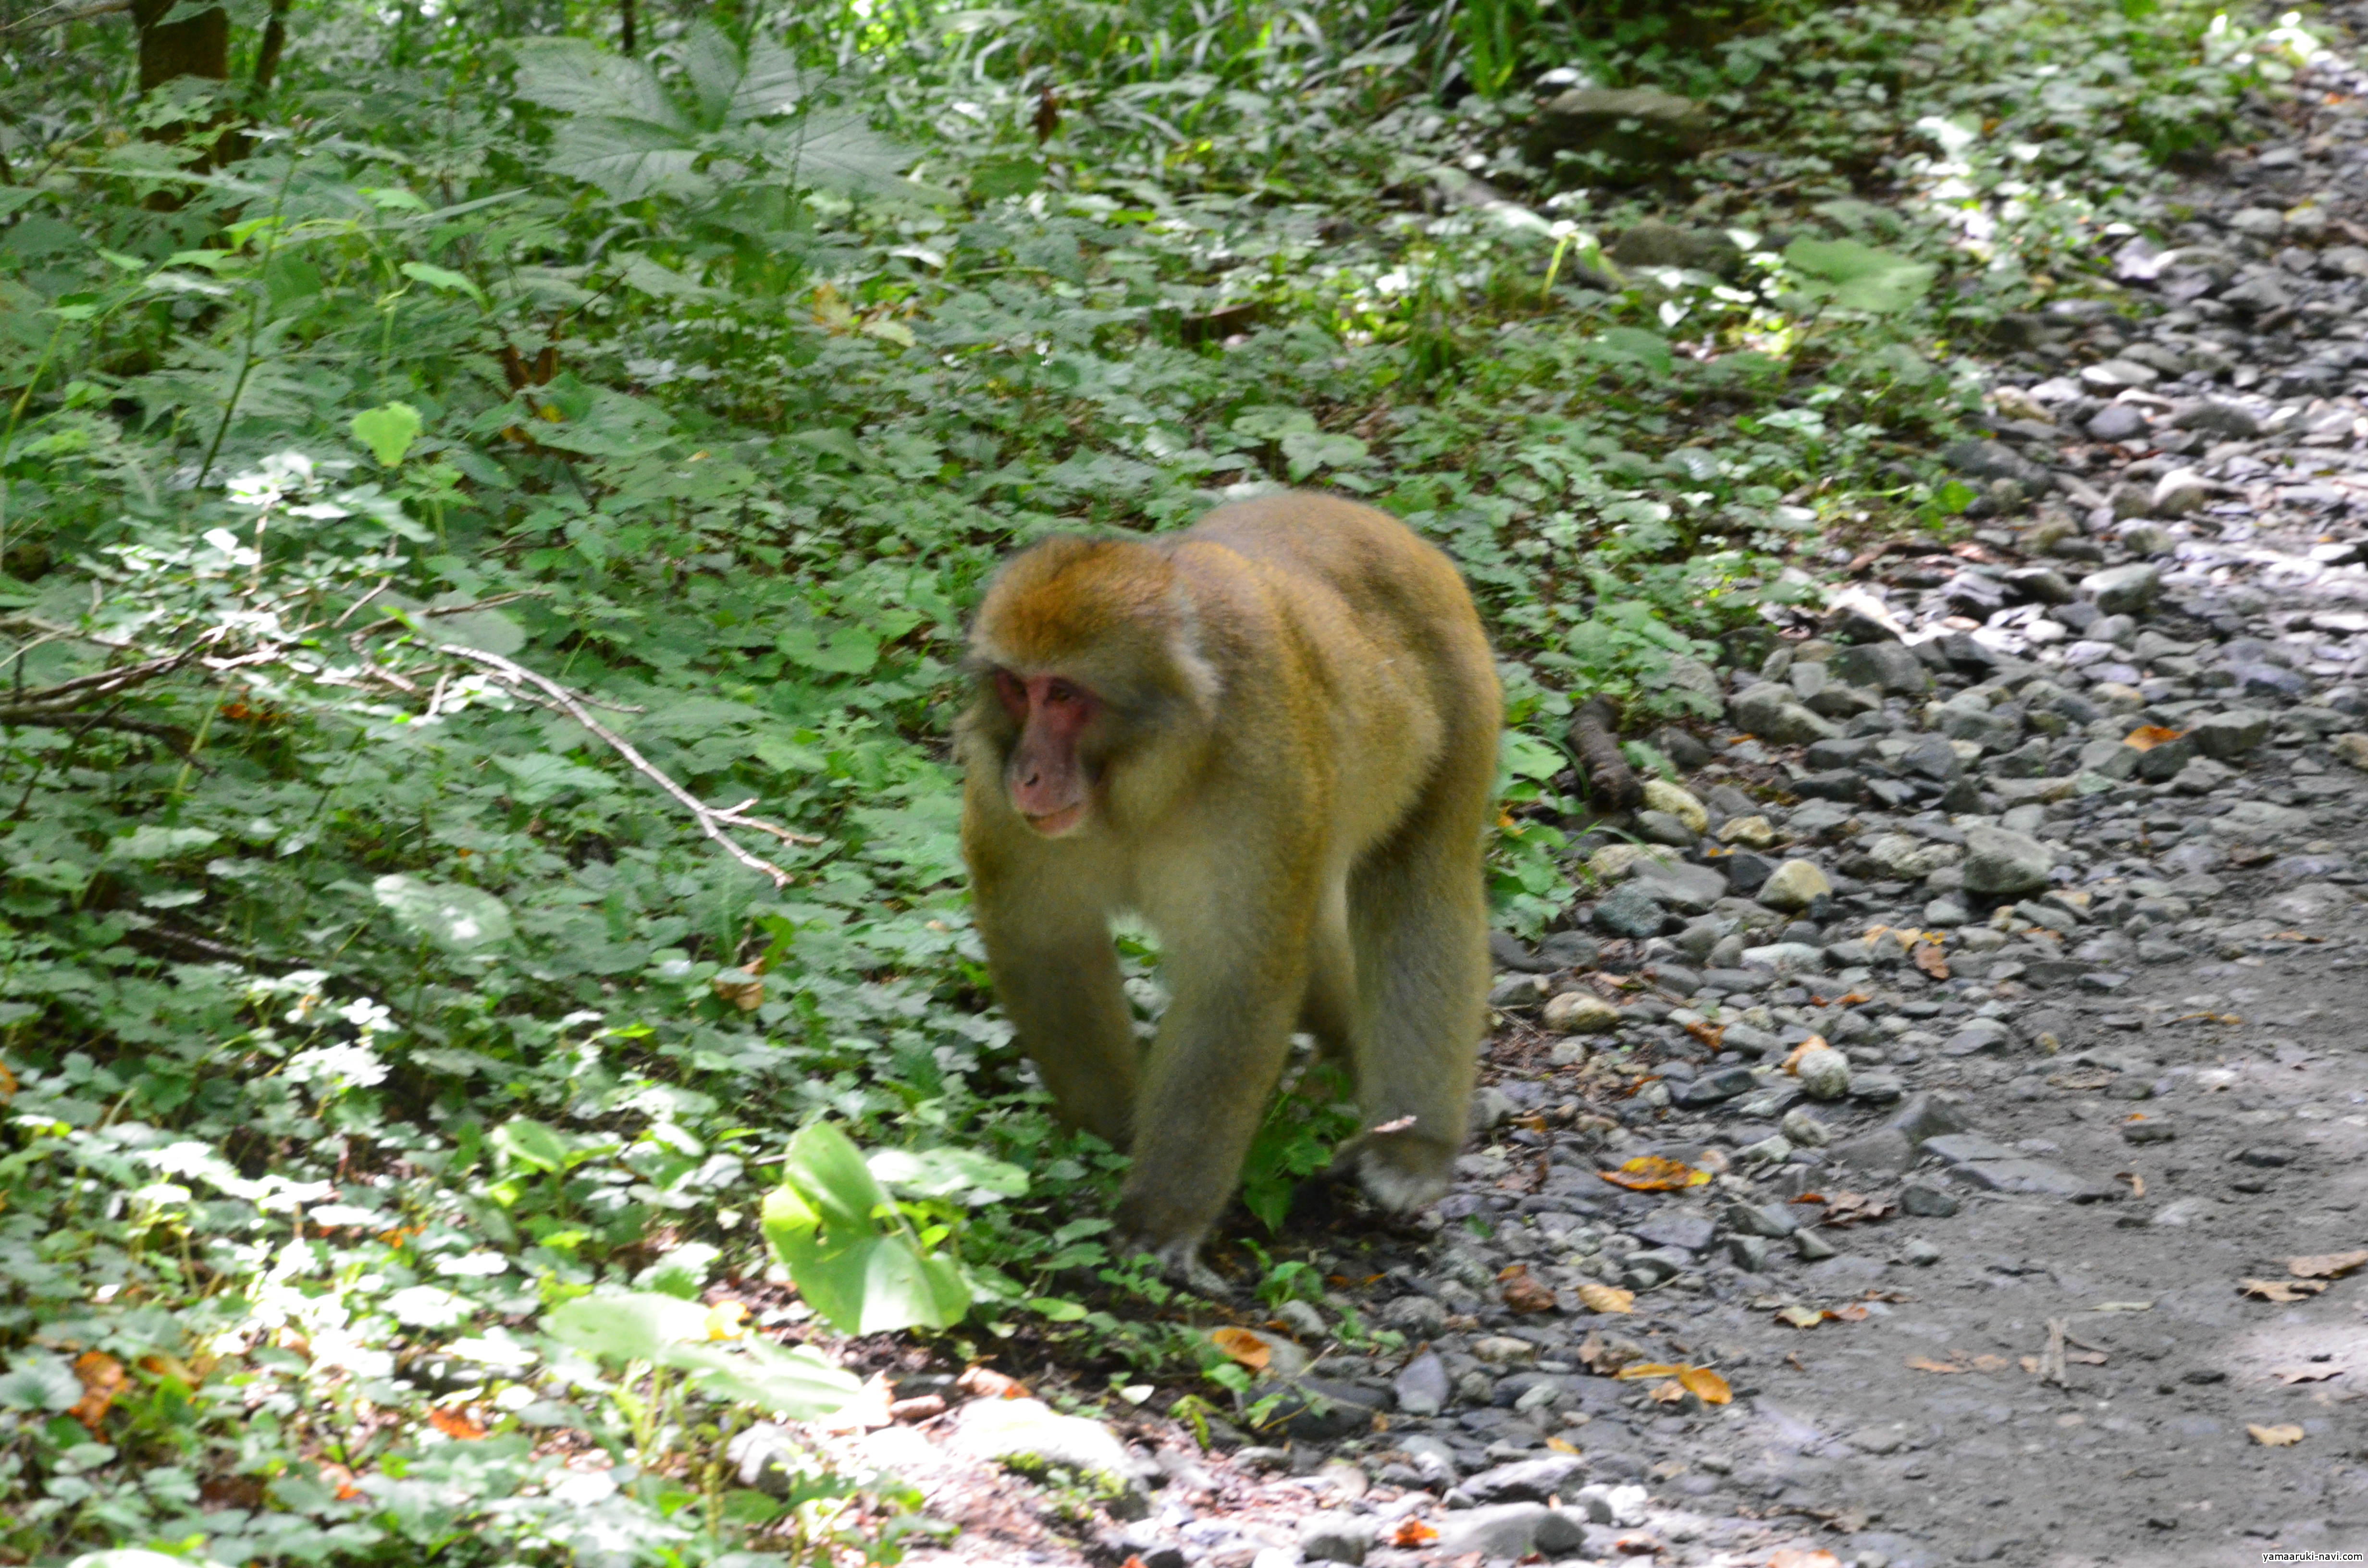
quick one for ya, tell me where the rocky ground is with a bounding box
[752,28,2368,1568]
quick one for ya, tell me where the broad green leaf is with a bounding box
[397,262,486,306]
[1783,238,1935,314]
[350,402,421,466]
[490,1117,572,1174]
[425,593,526,656]
[972,157,1044,198]
[666,1339,859,1418]
[1502,733,1566,782]
[491,753,617,804]
[546,117,703,202]
[373,875,513,950]
[108,826,220,861]
[1588,327,1674,376]
[545,1290,710,1364]
[866,1146,1030,1201]
[762,1123,970,1334]
[1230,405,1317,441]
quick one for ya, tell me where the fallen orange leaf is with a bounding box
[1578,1283,1635,1314]
[2249,1422,2306,1447]
[1912,943,1949,980]
[956,1365,1030,1399]
[1546,1436,1582,1454]
[1906,1356,1964,1374]
[0,1058,16,1099]
[427,1407,486,1440]
[1208,1327,1272,1371]
[2290,1250,2368,1280]
[1677,1366,1732,1405]
[1389,1518,1439,1546]
[2243,1278,2331,1303]
[318,1462,365,1501]
[1613,1362,1686,1381]
[70,1351,125,1433]
[1831,1304,1870,1323]
[1599,1154,1710,1192]
[2123,724,2187,751]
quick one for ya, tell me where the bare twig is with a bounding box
[2042,1318,2069,1388]
[429,642,818,887]
[0,0,129,35]
[0,710,199,758]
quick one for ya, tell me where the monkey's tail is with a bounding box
[1568,695,1643,812]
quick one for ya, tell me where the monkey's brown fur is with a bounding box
[957,493,1500,1278]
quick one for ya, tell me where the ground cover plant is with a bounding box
[0,0,2327,1559]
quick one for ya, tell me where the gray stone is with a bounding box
[1633,1210,1716,1252]
[1831,640,1930,694]
[2081,563,2161,615]
[1433,1502,1567,1560]
[1628,858,1728,914]
[1899,732,1964,782]
[1592,884,1669,938]
[2190,709,2272,759]
[2086,404,2150,441]
[1382,1294,1450,1340]
[1727,1234,1773,1272]
[2151,468,2209,517]
[1299,1511,1378,1565]
[1830,1092,1969,1173]
[1941,1017,2014,1056]
[1392,1348,1450,1415]
[1900,1180,1960,1217]
[1671,1065,1759,1108]
[1633,808,1696,846]
[1961,824,2055,895]
[1946,1158,2120,1201]
[2170,399,2261,438]
[1942,438,2050,490]
[947,1397,1140,1483]
[1757,858,1832,911]
[1730,682,1841,745]
[1607,219,1741,277]
[1723,1200,1800,1238]
[1531,86,1709,161]
[1461,1454,1587,1504]
[1794,1045,1851,1101]
[2211,799,2311,837]
[1738,941,1825,975]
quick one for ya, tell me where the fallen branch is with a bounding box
[1568,694,1641,812]
[429,641,819,888]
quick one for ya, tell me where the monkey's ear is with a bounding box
[1164,594,1221,719]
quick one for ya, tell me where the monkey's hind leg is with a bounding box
[1341,805,1487,1213]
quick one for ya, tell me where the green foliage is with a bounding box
[1237,1063,1363,1234]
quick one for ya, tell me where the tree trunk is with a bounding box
[251,0,290,98]
[132,0,230,92]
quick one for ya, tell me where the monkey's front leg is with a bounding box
[1113,947,1304,1295]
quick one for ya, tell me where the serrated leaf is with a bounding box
[510,37,688,131]
[0,1352,82,1412]
[1784,238,1935,314]
[108,826,221,861]
[545,117,703,201]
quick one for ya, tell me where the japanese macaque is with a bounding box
[956,492,1500,1286]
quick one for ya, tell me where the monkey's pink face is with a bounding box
[994,670,1100,837]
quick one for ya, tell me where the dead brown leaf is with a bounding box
[1971,1354,2013,1372]
[69,1351,125,1433]
[2272,1365,2346,1384]
[2290,1250,2368,1280]
[2249,1422,2306,1447]
[1498,1264,1559,1314]
[2243,1278,2331,1303]
[1678,1366,1732,1404]
[1774,1305,1825,1329]
[1685,1019,1727,1051]
[2123,724,2188,752]
[1388,1518,1439,1547]
[1912,942,1950,980]
[1907,1356,1964,1374]
[2114,1171,2145,1198]
[1578,1282,1636,1314]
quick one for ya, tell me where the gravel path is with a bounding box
[784,24,2368,1568]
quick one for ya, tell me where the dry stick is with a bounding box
[2042,1318,2069,1388]
[428,642,819,887]
[1567,694,1642,812]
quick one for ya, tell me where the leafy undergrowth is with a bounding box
[0,0,2325,1561]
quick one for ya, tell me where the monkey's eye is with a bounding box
[1044,679,1082,706]
[993,670,1027,718]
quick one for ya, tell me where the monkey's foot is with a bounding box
[1129,1236,1232,1299]
[1355,1152,1452,1214]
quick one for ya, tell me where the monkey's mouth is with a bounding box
[1023,803,1087,837]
